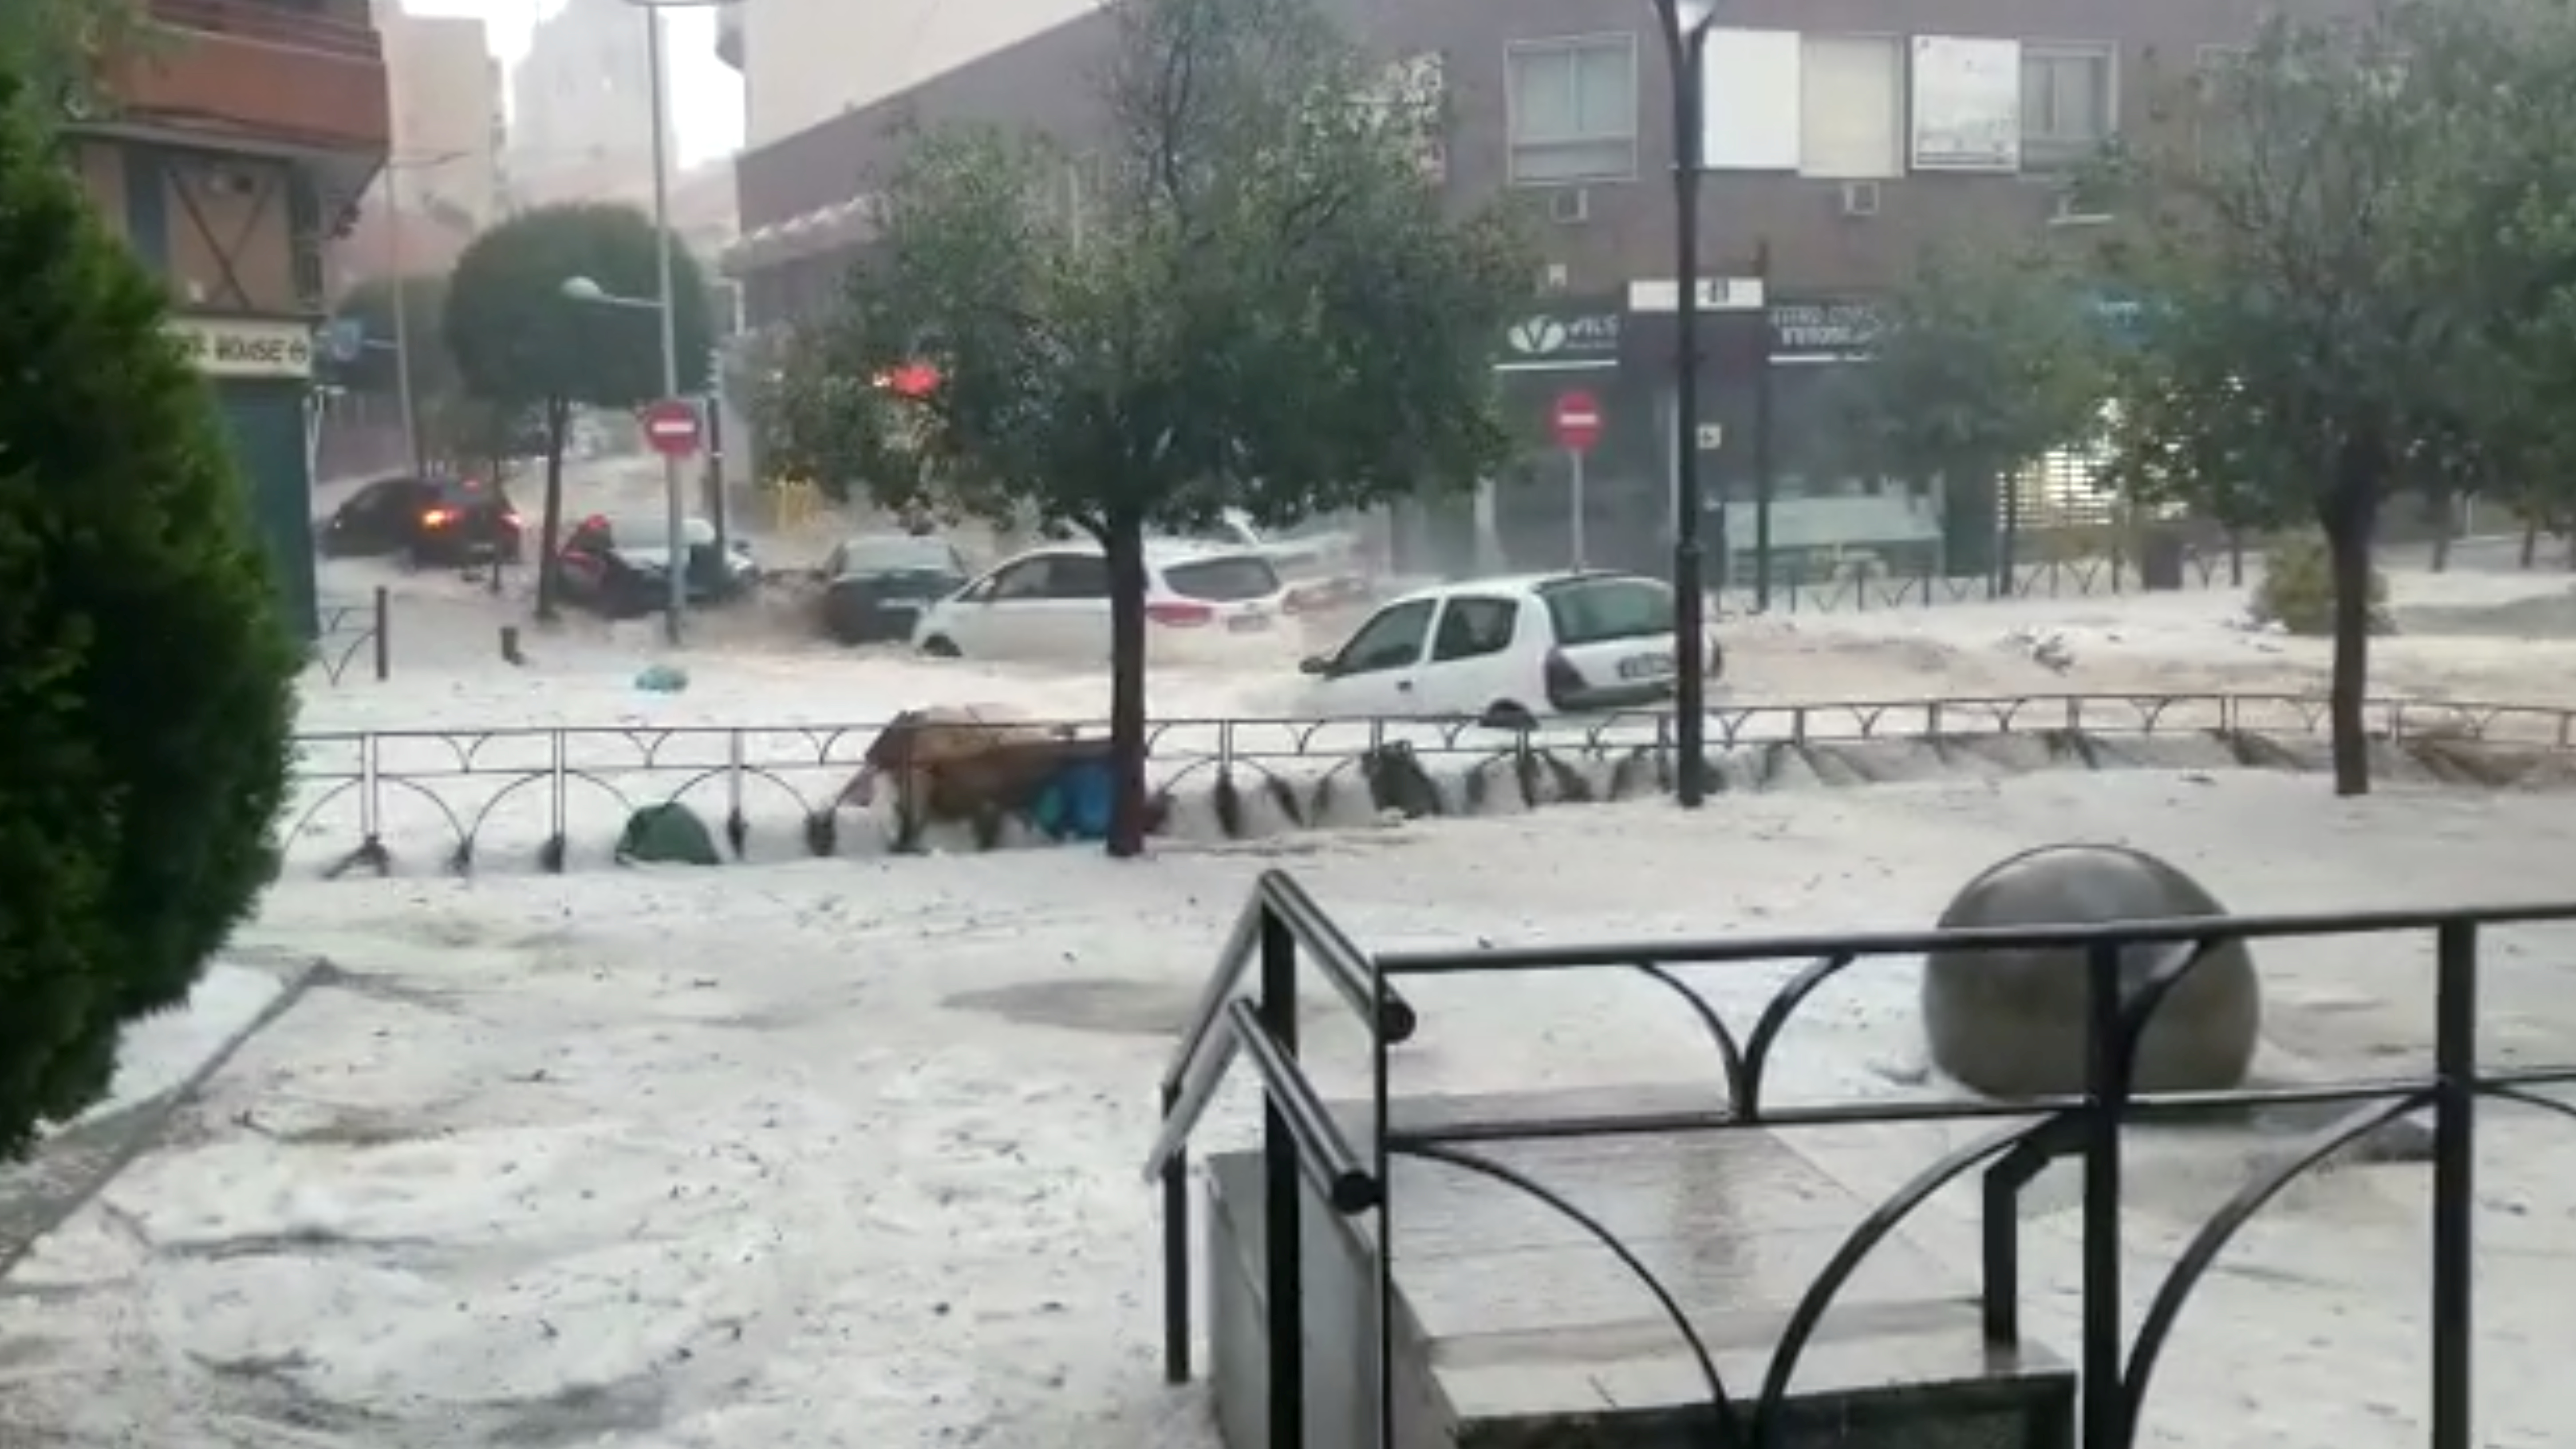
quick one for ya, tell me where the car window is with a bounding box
[837,536,963,576]
[1334,598,1435,674]
[1160,554,1281,602]
[988,557,1056,600]
[1431,596,1519,662]
[347,477,414,517]
[1539,577,1675,646]
[1045,554,1112,598]
[603,516,717,547]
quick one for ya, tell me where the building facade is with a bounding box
[330,1,503,290]
[70,0,392,634]
[725,0,2278,576]
[506,0,674,209]
[714,0,1093,153]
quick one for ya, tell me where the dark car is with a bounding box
[819,534,970,645]
[553,512,760,617]
[320,473,523,568]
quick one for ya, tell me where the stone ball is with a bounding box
[1922,844,2262,1099]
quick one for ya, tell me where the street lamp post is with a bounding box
[563,276,689,636]
[381,149,471,475]
[1652,0,1724,808]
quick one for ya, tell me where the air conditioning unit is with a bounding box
[2049,188,2112,228]
[1541,262,1570,293]
[1546,186,1591,225]
[1838,180,1881,218]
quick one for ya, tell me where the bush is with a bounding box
[0,67,299,1160]
[2252,530,2393,636]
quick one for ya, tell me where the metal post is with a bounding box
[1752,237,1775,612]
[1258,907,1304,1449]
[1669,20,1711,808]
[371,585,391,681]
[1160,1078,1192,1385]
[645,6,686,642]
[2079,941,2127,1449]
[706,385,731,560]
[387,167,423,476]
[2430,920,2477,1449]
[1568,449,1588,570]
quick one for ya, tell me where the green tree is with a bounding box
[775,0,1528,854]
[2093,4,2517,795]
[0,64,298,1159]
[0,0,144,126]
[442,203,713,617]
[1822,237,2110,586]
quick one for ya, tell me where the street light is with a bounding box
[1651,0,1724,809]
[562,273,690,637]
[382,148,472,475]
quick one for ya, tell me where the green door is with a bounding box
[209,378,318,642]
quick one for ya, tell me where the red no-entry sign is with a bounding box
[642,397,702,458]
[1551,390,1602,453]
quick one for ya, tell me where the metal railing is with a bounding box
[1143,870,2576,1449]
[280,690,2576,876]
[312,586,388,685]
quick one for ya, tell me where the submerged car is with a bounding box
[320,473,523,568]
[818,533,972,645]
[552,513,759,617]
[1298,570,1720,727]
[909,540,1290,664]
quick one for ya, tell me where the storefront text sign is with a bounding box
[167,317,315,380]
[1770,299,1882,360]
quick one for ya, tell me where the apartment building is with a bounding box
[331,0,504,287]
[67,0,393,634]
[714,0,1093,152]
[507,0,675,209]
[725,0,2287,575]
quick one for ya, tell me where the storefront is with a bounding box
[170,314,321,639]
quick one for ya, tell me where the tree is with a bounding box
[2091,3,2535,795]
[442,203,713,617]
[774,0,1529,855]
[0,63,298,1160]
[1821,237,2109,585]
[0,0,145,127]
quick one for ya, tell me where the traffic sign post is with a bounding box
[1551,391,1602,570]
[642,397,702,458]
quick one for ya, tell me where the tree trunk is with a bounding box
[2523,517,2540,569]
[2429,499,2452,573]
[1101,508,1152,858]
[2323,488,2379,799]
[534,395,569,620]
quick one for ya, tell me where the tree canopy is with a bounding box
[2087,0,2576,795]
[0,0,142,126]
[0,62,297,1158]
[771,0,1529,854]
[443,202,713,414]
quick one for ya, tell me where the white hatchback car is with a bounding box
[1298,571,1718,724]
[910,540,1291,663]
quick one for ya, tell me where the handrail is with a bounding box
[1144,870,1413,1180]
[1224,997,1379,1213]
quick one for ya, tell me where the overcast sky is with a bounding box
[407,0,746,167]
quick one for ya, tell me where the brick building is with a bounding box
[67,0,392,633]
[725,0,2276,575]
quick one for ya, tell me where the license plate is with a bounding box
[1618,653,1676,680]
[1228,613,1273,634]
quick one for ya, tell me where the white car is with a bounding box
[1166,508,1373,606]
[909,540,1291,663]
[1298,571,1718,725]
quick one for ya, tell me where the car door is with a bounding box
[1311,598,1436,717]
[1042,552,1114,661]
[1421,595,1526,717]
[327,478,407,554]
[556,516,613,598]
[974,555,1065,659]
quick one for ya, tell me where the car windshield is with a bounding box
[837,537,958,575]
[1160,554,1282,602]
[431,478,512,509]
[1538,576,1675,646]
[609,516,716,548]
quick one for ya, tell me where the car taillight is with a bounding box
[1542,649,1584,709]
[1146,600,1215,627]
[502,510,523,528]
[420,507,454,528]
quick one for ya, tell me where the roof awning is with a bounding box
[721,193,888,276]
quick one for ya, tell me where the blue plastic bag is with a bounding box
[1032,759,1116,842]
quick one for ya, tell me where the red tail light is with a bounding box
[420,507,454,528]
[1542,649,1585,709]
[502,510,523,528]
[1146,600,1215,628]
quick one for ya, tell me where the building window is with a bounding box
[2020,43,2115,167]
[1506,35,1638,184]
[1798,33,1903,179]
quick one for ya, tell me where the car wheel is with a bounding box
[1479,700,1538,732]
[919,635,963,659]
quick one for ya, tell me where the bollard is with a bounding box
[371,585,390,681]
[500,624,523,666]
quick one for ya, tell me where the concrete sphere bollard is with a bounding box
[1922,844,2262,1099]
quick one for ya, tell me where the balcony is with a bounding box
[715,2,744,71]
[102,0,391,155]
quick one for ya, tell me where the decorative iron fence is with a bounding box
[284,691,2576,876]
[312,587,388,685]
[1734,546,2239,617]
[1146,870,2576,1449]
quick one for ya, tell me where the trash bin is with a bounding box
[2139,528,2186,591]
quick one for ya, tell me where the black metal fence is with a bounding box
[313,587,390,685]
[1741,547,2238,617]
[284,690,2576,875]
[1145,870,2576,1449]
